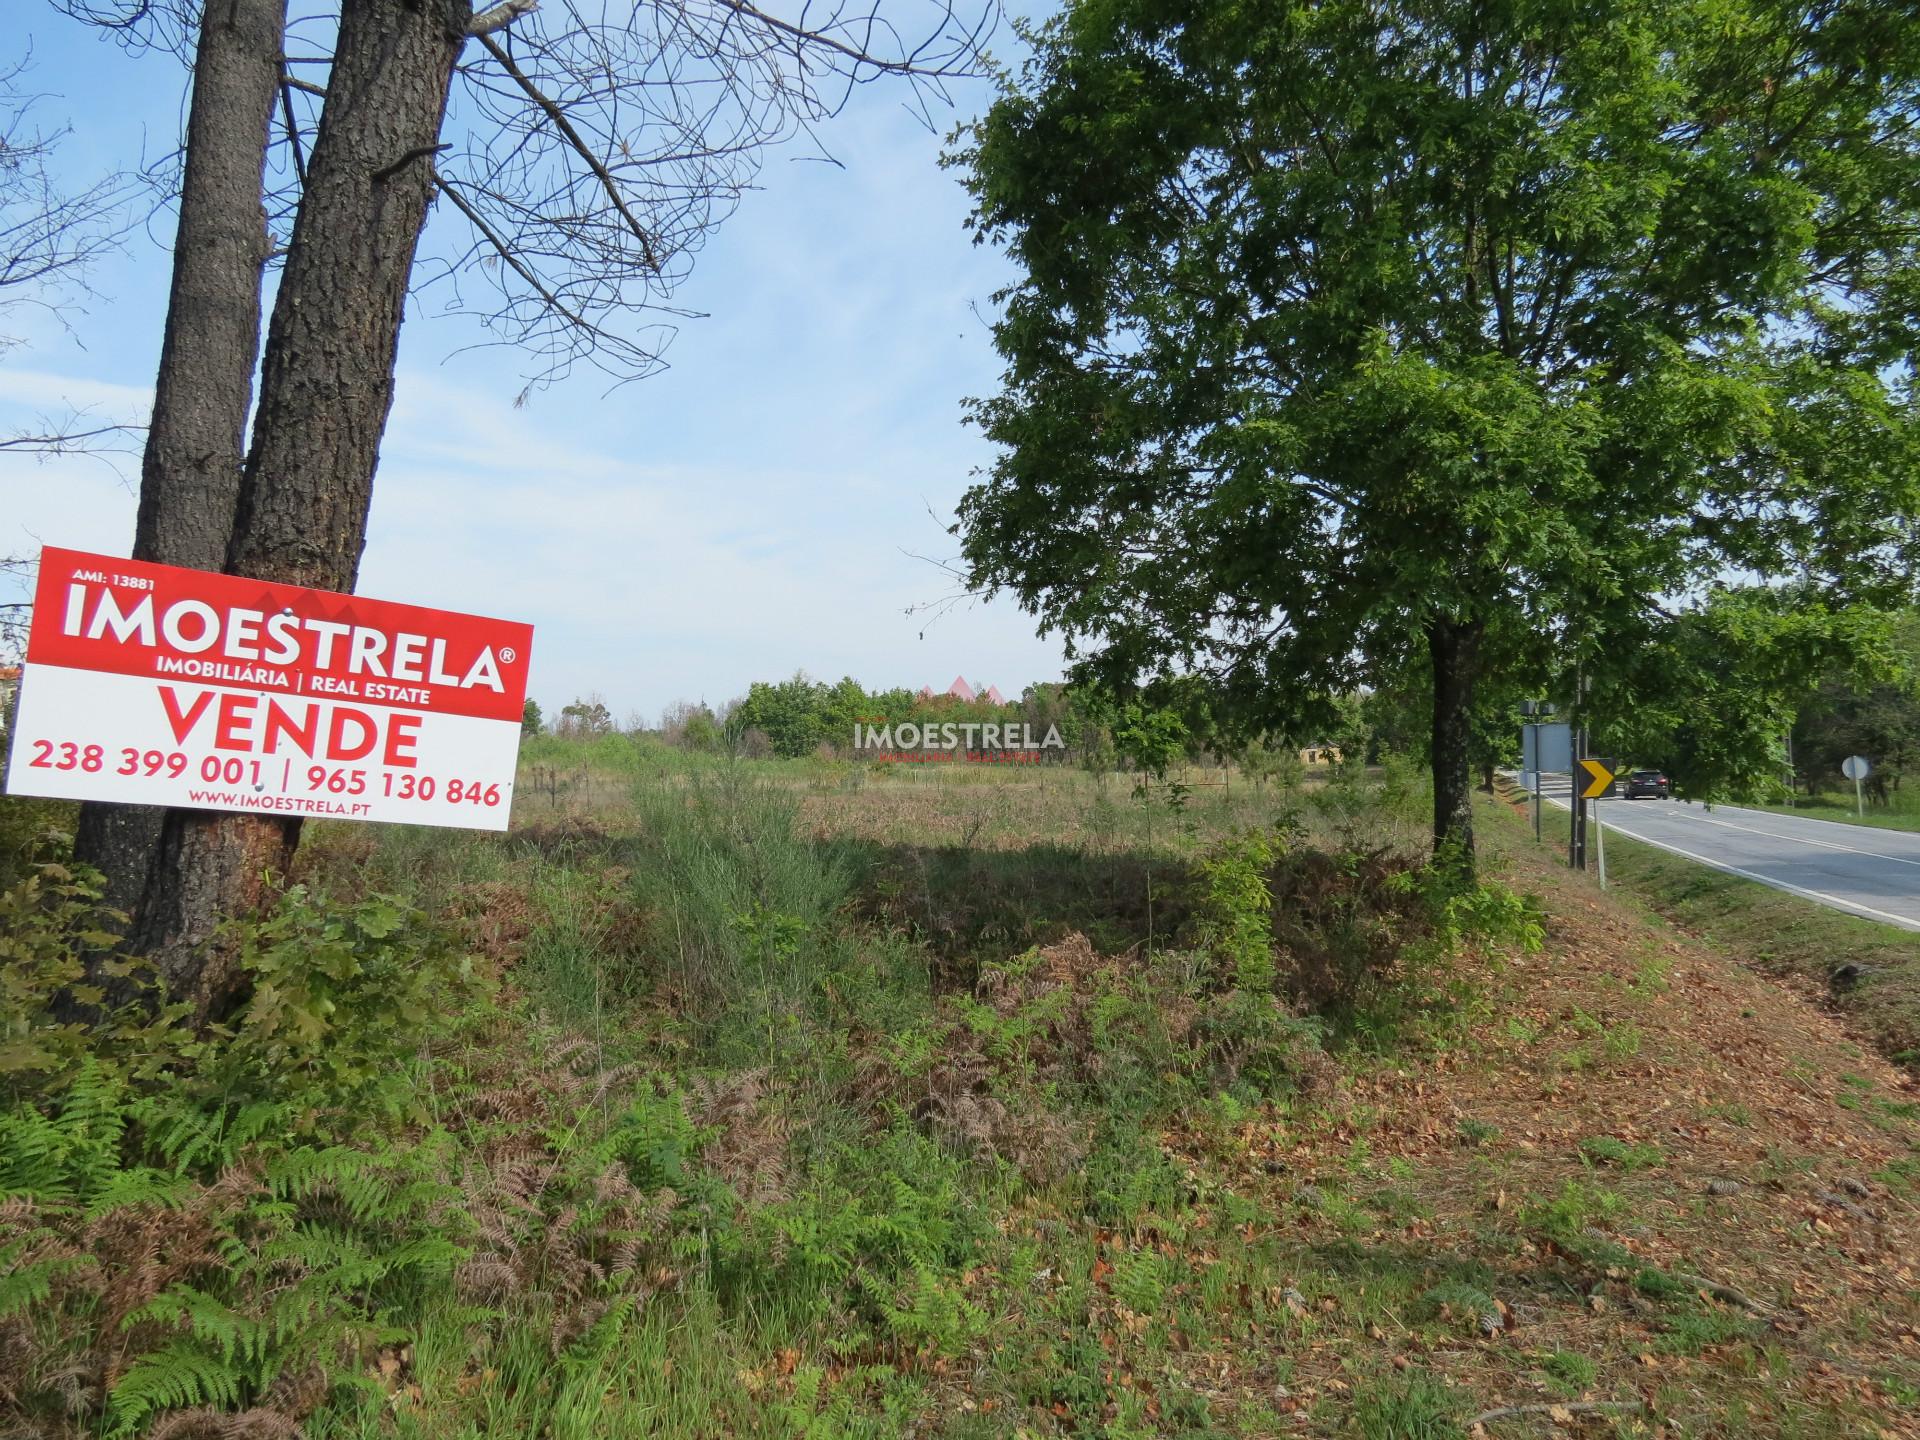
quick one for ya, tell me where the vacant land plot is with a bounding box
[3,747,1917,1439]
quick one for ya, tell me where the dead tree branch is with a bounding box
[468,0,540,37]
[472,31,661,272]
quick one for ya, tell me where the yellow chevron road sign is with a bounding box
[1578,758,1615,799]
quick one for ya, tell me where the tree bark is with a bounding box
[226,0,471,590]
[1429,615,1483,876]
[73,0,286,921]
[127,0,474,1021]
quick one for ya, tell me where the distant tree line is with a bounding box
[517,617,1920,808]
[523,671,1369,771]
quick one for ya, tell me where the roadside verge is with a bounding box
[1485,788,1920,1073]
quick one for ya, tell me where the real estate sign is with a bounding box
[3,547,533,831]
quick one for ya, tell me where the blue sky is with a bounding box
[0,7,1069,723]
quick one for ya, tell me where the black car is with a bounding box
[1624,769,1670,799]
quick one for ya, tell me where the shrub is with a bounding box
[1268,847,1432,1019]
[1193,829,1280,992]
[623,773,855,1022]
[0,858,186,1104]
[209,886,488,1127]
[0,798,76,892]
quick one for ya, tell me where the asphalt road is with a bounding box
[1523,775,1920,933]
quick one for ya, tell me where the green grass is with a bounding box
[5,757,1918,1439]
[1579,1135,1665,1171]
[1352,1377,1466,1438]
[1744,789,1920,833]
[1485,794,1920,1072]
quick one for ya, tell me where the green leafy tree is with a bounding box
[1601,588,1900,799]
[818,676,875,753]
[681,707,722,753]
[557,696,613,739]
[520,699,544,740]
[1790,608,1920,797]
[955,0,1920,871]
[731,673,831,759]
[1113,702,1188,783]
[661,699,724,751]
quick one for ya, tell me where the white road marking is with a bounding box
[1641,806,1920,869]
[1580,826,1920,932]
[1516,777,1920,932]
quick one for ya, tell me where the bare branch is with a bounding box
[0,57,136,345]
[426,0,996,389]
[62,0,998,393]
[472,32,660,272]
[279,82,309,186]
[372,143,451,184]
[0,423,144,455]
[468,0,540,38]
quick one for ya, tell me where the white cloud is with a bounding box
[6,17,1067,713]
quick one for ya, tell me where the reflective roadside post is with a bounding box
[1595,791,1606,889]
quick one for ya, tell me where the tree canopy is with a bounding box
[954,0,1920,866]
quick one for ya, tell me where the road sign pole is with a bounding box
[1571,671,1589,870]
[1571,726,1588,871]
[1570,753,1619,873]
[1841,755,1873,816]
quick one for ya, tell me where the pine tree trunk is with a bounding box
[127,0,474,1021]
[1428,616,1483,876]
[73,0,285,922]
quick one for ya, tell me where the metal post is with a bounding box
[1856,773,1865,818]
[1570,721,1588,871]
[1574,733,1587,870]
[1595,796,1606,890]
[1533,783,1541,841]
[1568,670,1583,869]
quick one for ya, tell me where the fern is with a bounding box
[84,1165,194,1218]
[126,1286,271,1367]
[0,1244,89,1319]
[0,1060,133,1202]
[130,1095,238,1175]
[109,1341,247,1432]
[0,1107,68,1198]
[264,1144,377,1202]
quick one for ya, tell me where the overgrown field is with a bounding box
[3,745,1917,1439]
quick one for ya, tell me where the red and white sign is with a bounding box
[3,547,533,831]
